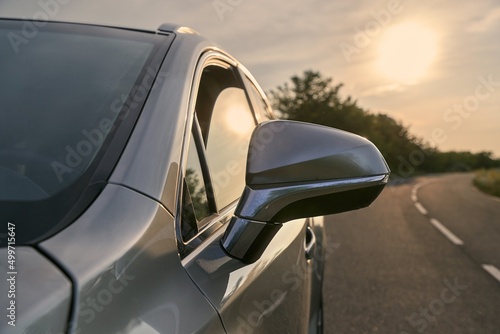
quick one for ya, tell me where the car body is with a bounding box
[0,19,389,333]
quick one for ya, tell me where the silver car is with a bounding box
[0,19,389,333]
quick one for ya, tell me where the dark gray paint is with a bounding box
[0,247,71,333]
[108,31,214,213]
[41,184,225,333]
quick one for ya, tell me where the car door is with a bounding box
[175,53,318,333]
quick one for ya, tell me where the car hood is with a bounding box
[0,246,71,333]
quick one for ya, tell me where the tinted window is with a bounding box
[194,65,257,209]
[205,87,256,208]
[186,140,210,221]
[0,22,154,200]
[0,20,170,245]
[182,135,211,240]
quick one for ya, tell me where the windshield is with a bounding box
[0,20,171,244]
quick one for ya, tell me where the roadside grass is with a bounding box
[473,169,500,198]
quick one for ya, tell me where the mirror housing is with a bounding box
[221,120,390,263]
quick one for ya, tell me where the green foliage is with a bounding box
[269,70,500,176]
[424,150,500,172]
[185,168,209,220]
[474,169,500,198]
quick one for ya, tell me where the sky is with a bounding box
[1,0,499,156]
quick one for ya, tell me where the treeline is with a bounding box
[268,70,500,177]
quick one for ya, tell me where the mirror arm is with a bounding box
[221,217,282,263]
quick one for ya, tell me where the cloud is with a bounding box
[466,7,500,32]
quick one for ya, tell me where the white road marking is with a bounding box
[413,179,466,247]
[411,180,434,202]
[429,218,464,246]
[414,202,428,215]
[411,190,417,202]
[482,264,500,282]
[413,177,500,282]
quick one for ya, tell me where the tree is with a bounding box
[269,70,422,174]
[269,70,369,134]
[267,70,500,176]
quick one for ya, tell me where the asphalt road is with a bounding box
[323,173,500,334]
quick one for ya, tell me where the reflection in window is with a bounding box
[185,167,209,221]
[182,139,210,240]
[206,87,256,209]
[0,25,155,198]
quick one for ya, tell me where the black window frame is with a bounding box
[180,116,218,242]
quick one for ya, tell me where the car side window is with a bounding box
[241,74,275,122]
[196,65,257,209]
[181,128,212,241]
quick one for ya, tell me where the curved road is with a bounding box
[323,173,500,334]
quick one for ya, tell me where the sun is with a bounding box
[377,22,438,83]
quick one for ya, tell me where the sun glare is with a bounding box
[377,22,438,83]
[225,105,255,135]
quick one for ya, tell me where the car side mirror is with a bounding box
[221,120,390,263]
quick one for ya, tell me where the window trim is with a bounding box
[238,65,276,122]
[175,50,256,258]
[191,116,217,216]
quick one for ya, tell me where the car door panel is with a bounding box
[184,213,312,333]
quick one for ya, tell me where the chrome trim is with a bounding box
[181,226,226,266]
[157,23,199,35]
[238,64,275,120]
[304,225,316,260]
[237,174,389,222]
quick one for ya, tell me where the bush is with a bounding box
[473,169,500,198]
